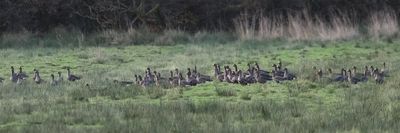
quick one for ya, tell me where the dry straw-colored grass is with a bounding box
[235,10,398,41]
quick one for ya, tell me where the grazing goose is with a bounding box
[169,71,179,86]
[33,69,44,84]
[56,72,64,82]
[374,68,384,84]
[67,67,81,81]
[347,69,360,84]
[10,66,18,83]
[50,74,58,86]
[17,66,29,80]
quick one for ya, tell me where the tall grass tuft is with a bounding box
[235,10,398,41]
[367,9,399,39]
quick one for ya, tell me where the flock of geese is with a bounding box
[0,61,388,87]
[0,66,81,85]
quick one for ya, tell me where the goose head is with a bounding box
[51,74,55,80]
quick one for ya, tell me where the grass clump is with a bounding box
[215,87,236,97]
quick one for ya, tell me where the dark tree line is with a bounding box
[0,0,399,33]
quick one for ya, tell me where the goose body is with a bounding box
[17,66,29,80]
[67,68,81,81]
[50,74,58,86]
[33,70,44,84]
[10,66,18,83]
[347,70,360,84]
[56,72,64,82]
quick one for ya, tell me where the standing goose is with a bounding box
[169,71,179,86]
[237,70,248,85]
[347,69,360,84]
[50,74,57,86]
[67,67,81,81]
[10,66,18,83]
[329,68,346,82]
[17,66,29,80]
[272,64,284,77]
[56,72,64,82]
[33,69,44,84]
[185,71,198,86]
[374,68,384,84]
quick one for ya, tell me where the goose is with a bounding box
[255,69,267,83]
[374,68,384,84]
[67,67,81,81]
[369,66,375,77]
[10,66,18,83]
[272,64,284,77]
[56,72,64,82]
[352,66,364,78]
[272,70,286,83]
[50,74,58,86]
[329,68,346,82]
[17,66,29,80]
[230,71,238,83]
[134,75,140,85]
[255,62,271,76]
[347,69,360,84]
[244,67,256,83]
[33,69,44,84]
[178,73,196,86]
[169,71,179,86]
[223,69,232,83]
[237,70,248,85]
[185,71,198,86]
[138,75,149,88]
[196,73,212,84]
[283,68,296,80]
[359,68,369,82]
[213,64,222,77]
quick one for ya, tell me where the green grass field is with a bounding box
[1,37,400,132]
